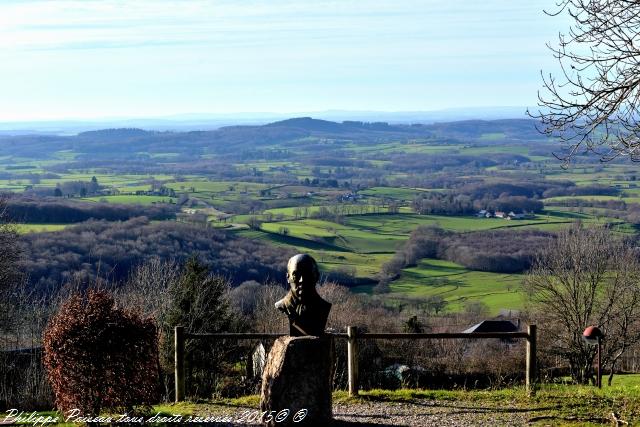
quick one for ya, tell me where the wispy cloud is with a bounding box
[0,0,567,120]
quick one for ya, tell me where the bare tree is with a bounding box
[529,0,640,162]
[116,257,180,323]
[0,199,52,409]
[0,196,21,289]
[0,196,23,337]
[252,283,288,334]
[524,225,640,384]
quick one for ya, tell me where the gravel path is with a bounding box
[199,400,539,426]
[332,400,532,426]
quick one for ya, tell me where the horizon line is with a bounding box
[0,106,531,124]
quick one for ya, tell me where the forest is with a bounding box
[20,217,293,292]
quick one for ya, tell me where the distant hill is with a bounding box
[265,117,346,132]
[264,117,403,133]
[78,128,152,139]
[0,107,529,134]
[0,118,543,160]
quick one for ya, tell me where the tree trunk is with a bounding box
[608,361,615,387]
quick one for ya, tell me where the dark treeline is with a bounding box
[412,193,544,215]
[386,153,522,173]
[546,198,626,210]
[459,181,552,199]
[20,217,294,291]
[6,196,178,223]
[410,181,554,216]
[408,181,623,217]
[441,229,552,272]
[541,184,619,198]
[380,226,553,284]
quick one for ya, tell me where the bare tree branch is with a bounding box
[529,0,640,163]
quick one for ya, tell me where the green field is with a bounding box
[545,194,640,204]
[351,259,523,314]
[16,224,69,234]
[83,195,176,205]
[233,208,618,314]
[164,180,270,194]
[254,211,588,250]
[359,187,430,199]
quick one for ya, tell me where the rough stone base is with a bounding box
[260,336,333,426]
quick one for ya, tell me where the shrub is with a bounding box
[43,290,159,415]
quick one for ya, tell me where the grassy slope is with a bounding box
[352,258,524,313]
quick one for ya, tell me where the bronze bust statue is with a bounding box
[275,254,331,336]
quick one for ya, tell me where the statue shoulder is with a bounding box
[275,296,294,315]
[318,297,332,311]
[275,298,286,311]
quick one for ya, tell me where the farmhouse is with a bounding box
[477,210,535,220]
[507,211,536,220]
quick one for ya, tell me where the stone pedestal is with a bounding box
[260,336,333,426]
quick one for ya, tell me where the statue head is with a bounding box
[276,254,331,336]
[286,253,320,301]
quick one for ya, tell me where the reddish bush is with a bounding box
[43,290,159,415]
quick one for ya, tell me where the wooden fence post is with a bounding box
[347,326,359,397]
[526,324,537,395]
[175,326,185,402]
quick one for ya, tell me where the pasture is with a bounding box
[380,259,522,314]
[82,195,176,205]
[16,223,68,234]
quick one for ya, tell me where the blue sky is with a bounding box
[0,0,568,121]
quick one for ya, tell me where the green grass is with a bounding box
[545,194,640,205]
[259,218,405,253]
[115,184,153,193]
[16,223,68,233]
[239,210,617,308]
[262,204,412,218]
[478,132,507,141]
[353,258,523,314]
[164,180,270,193]
[83,195,176,205]
[255,212,580,254]
[544,195,621,202]
[359,186,429,200]
[343,212,575,233]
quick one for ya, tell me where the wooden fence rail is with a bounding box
[174,324,537,402]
